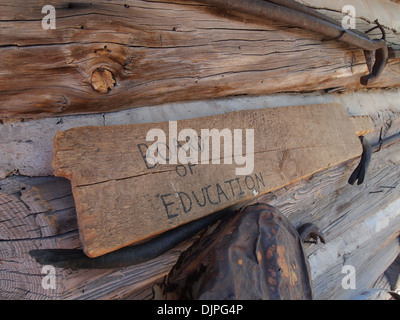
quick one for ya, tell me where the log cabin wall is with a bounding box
[0,0,399,299]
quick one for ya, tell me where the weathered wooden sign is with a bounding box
[53,104,362,257]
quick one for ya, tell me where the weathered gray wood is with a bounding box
[384,254,400,293]
[1,0,399,300]
[0,176,196,299]
[1,137,400,299]
[2,88,395,180]
[261,141,400,300]
[352,289,396,300]
[0,177,74,299]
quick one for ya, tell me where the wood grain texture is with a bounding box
[1,139,400,299]
[52,103,362,257]
[0,0,399,119]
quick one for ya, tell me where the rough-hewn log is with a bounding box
[0,0,399,119]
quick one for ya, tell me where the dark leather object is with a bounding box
[153,203,314,300]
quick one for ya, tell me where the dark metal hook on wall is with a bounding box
[365,19,386,41]
[196,0,388,85]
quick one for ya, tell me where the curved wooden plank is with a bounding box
[52,103,362,257]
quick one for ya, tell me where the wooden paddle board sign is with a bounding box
[53,103,362,258]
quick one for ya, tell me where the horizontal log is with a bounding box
[52,103,362,257]
[0,0,399,119]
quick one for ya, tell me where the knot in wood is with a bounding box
[91,68,115,94]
